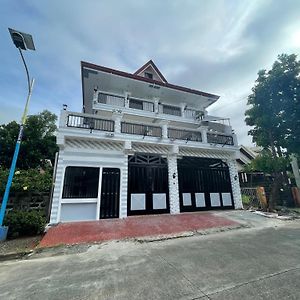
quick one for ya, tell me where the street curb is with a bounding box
[0,250,33,262]
[135,224,248,243]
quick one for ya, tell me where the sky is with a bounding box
[1,0,300,146]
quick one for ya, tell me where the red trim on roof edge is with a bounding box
[81,61,220,100]
[134,59,168,83]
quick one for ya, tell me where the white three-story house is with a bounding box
[49,60,242,223]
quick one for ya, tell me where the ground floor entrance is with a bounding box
[178,157,234,212]
[53,150,240,223]
[127,154,170,215]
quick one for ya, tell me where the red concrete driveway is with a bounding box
[40,212,238,248]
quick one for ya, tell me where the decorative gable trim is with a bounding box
[134,60,168,83]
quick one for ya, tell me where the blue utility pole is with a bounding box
[0,29,35,240]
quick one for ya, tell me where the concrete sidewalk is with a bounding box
[40,212,238,248]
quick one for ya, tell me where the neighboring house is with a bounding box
[237,145,269,187]
[49,60,242,224]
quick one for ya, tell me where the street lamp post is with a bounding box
[0,29,36,241]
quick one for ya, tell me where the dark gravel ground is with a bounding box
[0,236,42,256]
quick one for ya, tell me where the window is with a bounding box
[144,72,153,79]
[162,104,181,116]
[129,99,143,110]
[62,167,100,198]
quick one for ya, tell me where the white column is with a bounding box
[59,109,68,128]
[168,154,180,214]
[162,121,169,139]
[227,159,243,209]
[154,98,160,113]
[232,133,238,146]
[93,90,99,104]
[124,92,130,108]
[119,154,128,218]
[181,103,186,118]
[199,126,208,143]
[112,112,122,134]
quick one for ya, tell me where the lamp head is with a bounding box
[8,28,35,51]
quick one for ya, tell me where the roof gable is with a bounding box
[134,60,168,83]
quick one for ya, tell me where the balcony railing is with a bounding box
[207,133,234,145]
[129,98,154,112]
[67,114,115,132]
[62,111,235,146]
[98,92,125,107]
[168,128,202,142]
[160,104,182,116]
[121,122,162,137]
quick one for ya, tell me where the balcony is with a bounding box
[61,111,236,148]
[168,128,202,142]
[207,132,234,146]
[93,91,204,122]
[97,92,124,107]
[67,114,114,132]
[121,122,162,137]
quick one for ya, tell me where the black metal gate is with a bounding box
[178,157,234,212]
[128,154,169,215]
[100,168,120,219]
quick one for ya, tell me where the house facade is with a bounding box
[49,60,242,224]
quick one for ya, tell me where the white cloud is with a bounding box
[1,0,300,146]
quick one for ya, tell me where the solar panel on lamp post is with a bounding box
[0,29,36,241]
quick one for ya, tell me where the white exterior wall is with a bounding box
[50,151,65,224]
[49,137,242,224]
[49,143,128,224]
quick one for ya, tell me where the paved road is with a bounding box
[0,216,299,299]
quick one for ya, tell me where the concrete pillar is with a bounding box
[227,159,243,209]
[112,112,122,134]
[168,154,180,214]
[93,90,99,104]
[59,109,68,128]
[199,126,208,143]
[124,92,130,108]
[181,103,187,118]
[232,132,238,146]
[154,98,160,113]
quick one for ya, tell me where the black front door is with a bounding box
[178,157,234,212]
[128,154,169,215]
[100,168,120,219]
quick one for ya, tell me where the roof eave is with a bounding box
[81,61,220,100]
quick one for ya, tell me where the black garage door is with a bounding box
[178,157,234,212]
[128,154,170,215]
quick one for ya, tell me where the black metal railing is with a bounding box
[129,98,154,112]
[168,128,202,142]
[121,122,162,137]
[67,114,115,132]
[161,104,181,116]
[207,133,234,145]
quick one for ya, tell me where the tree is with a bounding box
[0,110,58,169]
[245,54,300,209]
[244,150,289,210]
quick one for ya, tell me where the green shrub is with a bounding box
[242,194,251,206]
[3,210,47,238]
[0,168,53,195]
